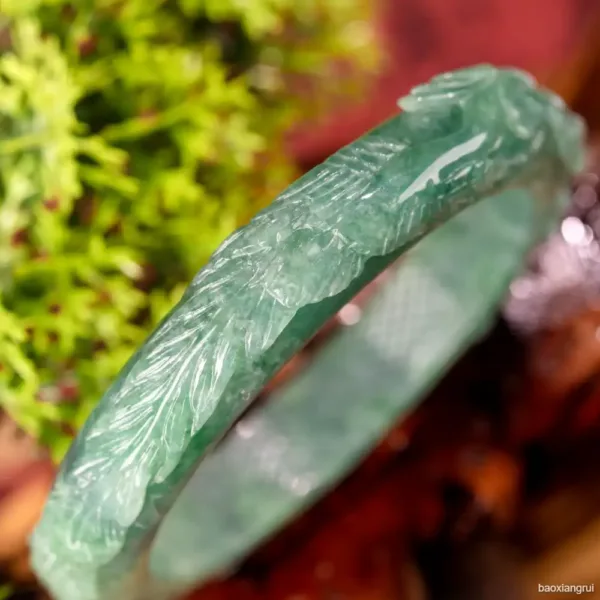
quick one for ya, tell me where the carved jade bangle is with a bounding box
[31,65,585,600]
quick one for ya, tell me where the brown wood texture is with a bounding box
[291,0,600,167]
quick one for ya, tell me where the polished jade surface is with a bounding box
[31,65,585,600]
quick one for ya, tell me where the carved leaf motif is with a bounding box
[31,66,586,600]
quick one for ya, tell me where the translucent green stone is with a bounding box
[31,65,585,600]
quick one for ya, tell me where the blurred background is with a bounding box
[3,0,600,598]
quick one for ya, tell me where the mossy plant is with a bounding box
[0,0,376,459]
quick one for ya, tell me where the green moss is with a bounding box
[0,0,376,459]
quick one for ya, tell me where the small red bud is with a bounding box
[106,221,123,236]
[43,196,60,211]
[10,228,28,247]
[93,340,107,352]
[59,380,79,401]
[98,290,111,304]
[60,423,77,437]
[77,35,98,57]
[33,250,49,262]
[139,109,158,122]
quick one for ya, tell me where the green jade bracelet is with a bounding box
[31,65,585,600]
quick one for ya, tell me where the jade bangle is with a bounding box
[31,65,585,600]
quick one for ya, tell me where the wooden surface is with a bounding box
[290,0,600,167]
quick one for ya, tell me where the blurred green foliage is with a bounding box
[0,0,376,459]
